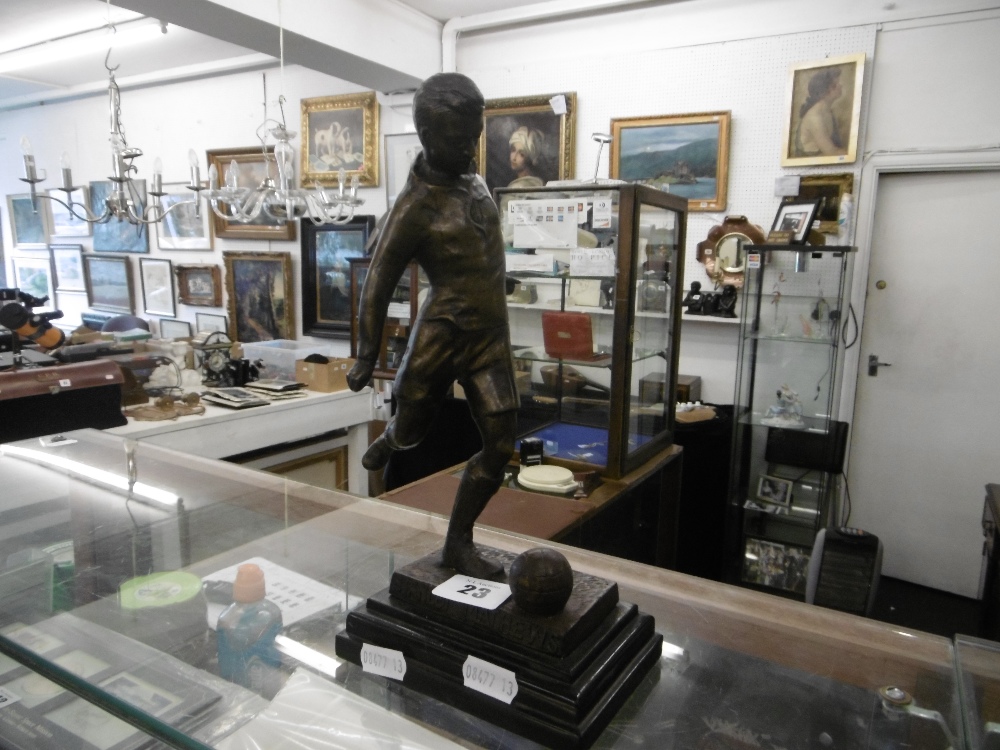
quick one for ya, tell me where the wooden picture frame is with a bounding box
[89,180,150,252]
[769,198,822,244]
[155,182,213,250]
[792,173,855,234]
[83,254,134,314]
[479,92,576,194]
[7,194,50,250]
[781,53,866,167]
[610,111,731,212]
[47,187,91,238]
[12,254,55,311]
[176,264,222,307]
[205,147,296,241]
[223,251,294,343]
[384,132,422,210]
[139,257,176,317]
[301,215,376,339]
[195,312,227,333]
[50,244,86,292]
[757,474,793,507]
[300,91,379,188]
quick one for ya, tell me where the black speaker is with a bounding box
[765,420,849,473]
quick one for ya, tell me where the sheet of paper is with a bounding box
[506,252,555,274]
[203,557,361,629]
[508,199,579,248]
[570,247,615,277]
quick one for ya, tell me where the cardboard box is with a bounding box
[296,358,355,393]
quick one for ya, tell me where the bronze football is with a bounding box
[509,548,574,616]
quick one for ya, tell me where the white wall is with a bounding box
[455,1,1000,403]
[459,13,876,403]
[0,64,412,356]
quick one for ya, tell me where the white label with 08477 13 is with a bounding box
[431,575,511,610]
[360,643,406,680]
[462,655,518,704]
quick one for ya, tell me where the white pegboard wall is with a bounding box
[462,24,876,295]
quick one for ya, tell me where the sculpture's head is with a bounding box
[413,72,485,177]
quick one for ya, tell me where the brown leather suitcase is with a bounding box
[0,360,127,442]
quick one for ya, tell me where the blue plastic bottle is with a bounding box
[216,563,282,691]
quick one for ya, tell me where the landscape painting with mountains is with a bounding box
[617,121,721,202]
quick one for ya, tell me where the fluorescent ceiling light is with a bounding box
[0,443,181,507]
[0,18,165,75]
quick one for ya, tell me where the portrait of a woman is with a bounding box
[781,53,865,167]
[507,126,546,188]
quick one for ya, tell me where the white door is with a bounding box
[848,170,1000,598]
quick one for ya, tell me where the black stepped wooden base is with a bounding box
[335,546,662,749]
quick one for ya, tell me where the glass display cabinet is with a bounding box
[726,244,856,596]
[494,184,687,479]
[0,428,981,750]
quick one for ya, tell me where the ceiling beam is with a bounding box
[109,0,440,92]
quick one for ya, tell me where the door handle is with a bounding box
[868,354,892,376]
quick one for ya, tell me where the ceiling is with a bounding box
[0,0,554,109]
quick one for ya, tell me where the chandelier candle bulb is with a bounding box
[59,152,74,191]
[19,136,38,183]
[187,148,200,189]
[151,157,163,195]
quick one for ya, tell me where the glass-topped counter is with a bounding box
[0,429,968,749]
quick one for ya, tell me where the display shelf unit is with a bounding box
[0,428,984,750]
[726,243,856,597]
[494,183,687,479]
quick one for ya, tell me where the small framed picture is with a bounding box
[7,194,51,250]
[176,264,222,307]
[140,257,176,317]
[50,244,86,291]
[12,255,56,311]
[159,318,193,340]
[384,132,422,210]
[768,198,821,244]
[301,91,380,188]
[155,183,213,250]
[757,474,793,507]
[84,254,134,314]
[195,312,227,333]
[792,173,854,234]
[48,187,92,237]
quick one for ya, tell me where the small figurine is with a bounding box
[681,281,705,314]
[717,284,738,318]
[761,383,806,429]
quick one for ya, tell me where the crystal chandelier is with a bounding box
[203,0,363,226]
[204,94,363,226]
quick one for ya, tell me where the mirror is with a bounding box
[696,215,766,289]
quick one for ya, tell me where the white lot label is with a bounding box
[431,575,511,610]
[0,686,21,708]
[360,643,406,680]
[462,655,518,704]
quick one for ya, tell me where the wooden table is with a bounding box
[379,444,683,568]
